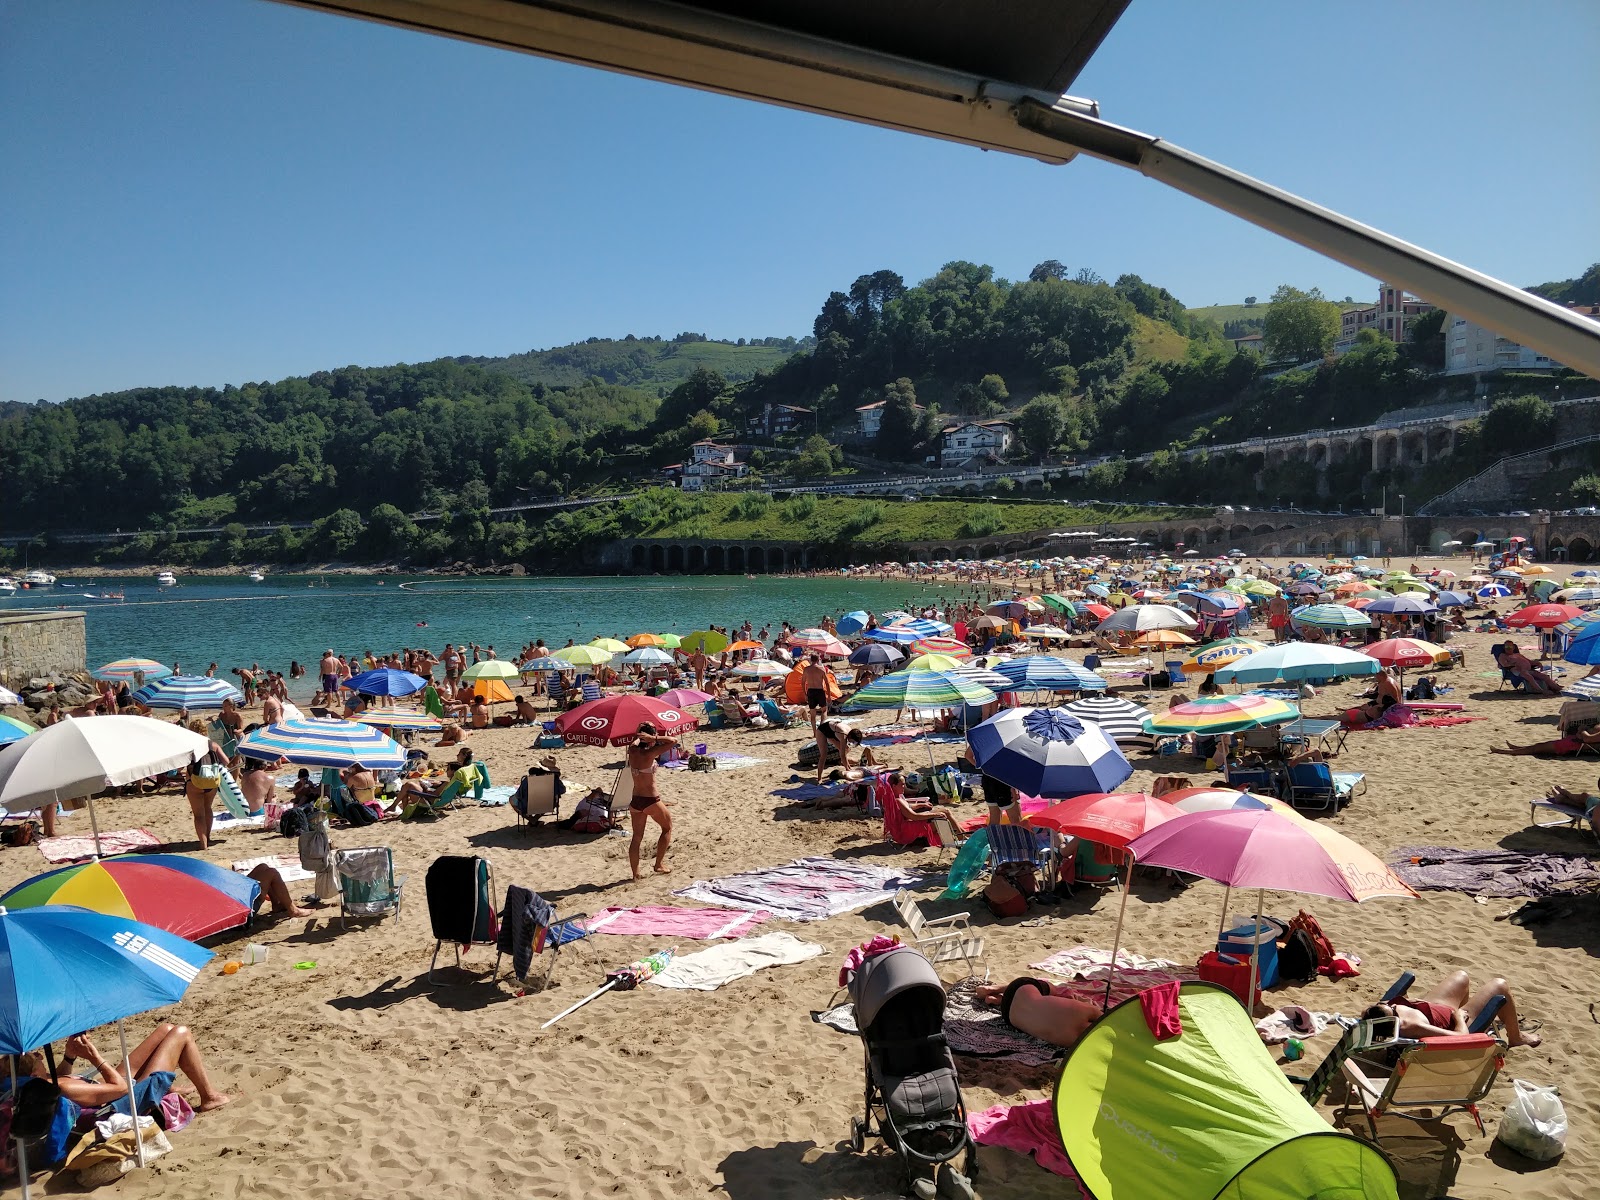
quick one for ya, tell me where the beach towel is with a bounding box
[587,905,769,940]
[476,785,515,807]
[967,1100,1079,1180]
[942,978,1061,1066]
[650,931,823,991]
[674,857,911,922]
[38,829,161,863]
[664,752,766,772]
[772,782,847,803]
[213,811,268,831]
[232,854,313,884]
[1389,845,1600,897]
[1030,946,1198,1010]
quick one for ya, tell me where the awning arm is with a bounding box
[1016,98,1600,378]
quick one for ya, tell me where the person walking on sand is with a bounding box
[626,721,676,879]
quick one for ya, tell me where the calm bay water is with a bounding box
[18,574,975,697]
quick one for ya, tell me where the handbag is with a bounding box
[983,874,1027,918]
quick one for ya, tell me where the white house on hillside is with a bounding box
[940,419,1014,464]
[676,440,750,491]
[1443,304,1599,376]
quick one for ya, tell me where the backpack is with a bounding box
[1283,909,1337,978]
[342,799,379,827]
[278,804,311,839]
[5,1076,79,1168]
[1276,928,1320,984]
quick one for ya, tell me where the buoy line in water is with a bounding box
[53,594,300,609]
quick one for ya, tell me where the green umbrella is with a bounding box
[679,630,730,654]
[552,645,613,667]
[461,659,519,681]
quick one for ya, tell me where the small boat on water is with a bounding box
[248,571,265,582]
[0,577,16,595]
[21,569,55,588]
[156,571,178,587]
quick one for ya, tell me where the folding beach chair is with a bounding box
[1528,794,1597,839]
[426,855,498,982]
[511,771,560,829]
[927,814,966,864]
[580,679,604,704]
[1338,1033,1506,1142]
[606,765,633,830]
[892,890,984,975]
[756,697,798,728]
[495,884,589,987]
[334,846,405,929]
[1286,762,1347,812]
[986,822,1057,891]
[1225,763,1279,797]
[1239,727,1282,757]
[546,674,568,710]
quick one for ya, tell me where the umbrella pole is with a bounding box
[11,1055,29,1200]
[1246,887,1264,1017]
[116,1020,147,1168]
[82,790,104,861]
[1101,855,1136,1009]
[1216,884,1232,940]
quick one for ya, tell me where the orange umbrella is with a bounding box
[727,639,765,652]
[1133,629,1196,648]
[626,633,667,648]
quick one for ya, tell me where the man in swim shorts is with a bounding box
[318,649,339,703]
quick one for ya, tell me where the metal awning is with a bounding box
[278,0,1600,377]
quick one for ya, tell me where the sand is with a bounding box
[3,554,1595,1200]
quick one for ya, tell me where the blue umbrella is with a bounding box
[1476,584,1513,599]
[836,610,872,636]
[1214,644,1381,684]
[1363,593,1438,615]
[848,643,904,666]
[864,626,922,646]
[521,657,574,672]
[967,707,1132,799]
[891,617,953,638]
[131,675,242,710]
[995,656,1107,693]
[237,717,406,769]
[1562,632,1600,667]
[1434,590,1471,608]
[0,905,212,1188]
[341,668,426,697]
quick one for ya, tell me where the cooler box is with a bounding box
[1197,951,1261,1010]
[1217,920,1281,988]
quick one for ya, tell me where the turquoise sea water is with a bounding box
[12,574,978,697]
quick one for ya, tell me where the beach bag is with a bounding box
[5,1078,79,1168]
[1496,1079,1567,1161]
[1284,910,1336,975]
[687,753,718,771]
[278,804,310,839]
[343,798,379,827]
[569,795,610,834]
[0,820,36,847]
[1276,928,1320,984]
[983,874,1027,918]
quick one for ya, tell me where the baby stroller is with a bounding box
[846,946,976,1198]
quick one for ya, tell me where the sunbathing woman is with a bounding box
[1490,725,1600,756]
[972,977,1101,1048]
[888,772,961,828]
[1363,970,1541,1047]
[16,1024,230,1116]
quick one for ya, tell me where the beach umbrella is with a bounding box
[726,640,765,653]
[848,643,904,667]
[1,855,259,940]
[462,659,521,681]
[967,707,1132,798]
[238,717,407,770]
[969,615,1010,633]
[732,658,790,679]
[1362,638,1449,670]
[678,630,730,655]
[913,637,972,660]
[131,674,242,710]
[1214,644,1381,685]
[1126,808,1416,1007]
[995,656,1106,693]
[93,659,173,683]
[0,687,20,705]
[1475,583,1513,599]
[626,633,668,648]
[1363,593,1437,615]
[522,656,574,673]
[657,687,715,710]
[0,715,38,747]
[341,667,426,697]
[656,633,683,649]
[1434,590,1471,607]
[1560,632,1600,667]
[863,625,922,645]
[948,664,1012,690]
[852,670,997,713]
[357,709,442,733]
[0,905,214,1189]
[0,717,209,858]
[1504,603,1585,630]
[1492,568,1524,579]
[1165,787,1290,815]
[552,644,614,668]
[622,647,675,666]
[1097,604,1196,634]
[1292,604,1371,630]
[1063,695,1152,744]
[1571,569,1600,580]
[905,653,966,672]
[582,638,629,655]
[1020,624,1074,640]
[1133,629,1196,649]
[554,694,699,746]
[835,610,872,636]
[1179,638,1267,674]
[1562,674,1600,700]
[1145,695,1299,737]
[889,617,954,638]
[788,628,850,658]
[1040,593,1077,614]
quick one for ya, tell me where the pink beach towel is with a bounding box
[586,905,770,940]
[967,1100,1080,1183]
[38,828,162,863]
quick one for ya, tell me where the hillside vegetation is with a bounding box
[464,334,803,392]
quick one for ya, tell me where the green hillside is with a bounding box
[1130,314,1193,365]
[1188,302,1269,328]
[465,335,803,392]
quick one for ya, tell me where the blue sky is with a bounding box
[2,0,1595,403]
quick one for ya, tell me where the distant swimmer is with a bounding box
[416,621,428,627]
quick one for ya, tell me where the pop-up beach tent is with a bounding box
[1054,982,1398,1200]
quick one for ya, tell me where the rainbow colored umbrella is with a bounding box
[1,855,259,940]
[788,628,850,658]
[357,709,443,732]
[0,715,38,747]
[913,636,972,659]
[93,659,173,683]
[1144,695,1298,736]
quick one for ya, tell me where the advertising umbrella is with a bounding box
[0,906,213,1190]
[554,694,699,746]
[131,675,242,710]
[1179,637,1268,674]
[0,717,209,857]
[995,656,1106,692]
[1213,644,1381,685]
[0,715,39,747]
[1504,603,1585,630]
[1144,695,1299,736]
[93,659,173,683]
[341,667,427,697]
[967,707,1132,798]
[1362,638,1449,670]
[237,718,407,770]
[1097,604,1197,634]
[1,855,259,940]
[1062,695,1152,744]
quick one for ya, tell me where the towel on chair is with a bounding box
[497,884,553,980]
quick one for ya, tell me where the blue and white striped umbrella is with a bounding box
[968,707,1132,799]
[237,718,406,769]
[995,655,1107,692]
[1292,604,1372,630]
[131,675,243,710]
[1562,673,1600,700]
[1476,584,1513,599]
[341,668,426,697]
[863,625,922,646]
[622,647,674,666]
[889,617,952,638]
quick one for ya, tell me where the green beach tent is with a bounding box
[1054,982,1397,1200]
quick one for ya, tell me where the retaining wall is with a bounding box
[0,609,87,686]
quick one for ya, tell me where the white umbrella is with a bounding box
[1097,604,1197,634]
[0,717,209,857]
[0,686,21,705]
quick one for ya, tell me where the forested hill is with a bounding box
[463,333,807,392]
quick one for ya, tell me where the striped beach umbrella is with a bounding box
[852,670,997,710]
[1144,695,1299,736]
[863,625,922,645]
[237,717,407,769]
[1292,604,1371,630]
[93,659,173,683]
[787,629,849,658]
[1562,674,1600,700]
[1097,604,1197,634]
[0,715,39,747]
[131,675,242,710]
[995,656,1106,692]
[1063,695,1153,745]
[357,709,443,732]
[968,707,1133,798]
[1476,583,1513,598]
[890,617,954,638]
[913,636,972,659]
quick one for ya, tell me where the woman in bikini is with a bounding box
[627,721,676,879]
[1363,970,1541,1047]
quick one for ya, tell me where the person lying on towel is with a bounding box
[972,977,1101,1048]
[1490,725,1600,756]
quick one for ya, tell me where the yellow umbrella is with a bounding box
[906,653,964,671]
[1134,629,1197,648]
[1180,638,1267,673]
[1521,564,1551,575]
[589,638,630,654]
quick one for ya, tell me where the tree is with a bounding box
[1017,395,1067,460]
[1262,285,1341,363]
[794,435,840,477]
[876,379,921,458]
[311,508,365,557]
[1482,395,1557,455]
[1244,296,1257,307]
[366,503,418,558]
[1570,474,1600,506]
[975,374,1009,416]
[1406,307,1447,370]
[1028,259,1069,282]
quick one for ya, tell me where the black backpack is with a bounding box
[279,805,310,839]
[1277,928,1320,984]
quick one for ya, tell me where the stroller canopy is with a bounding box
[1054,982,1397,1200]
[848,945,945,1030]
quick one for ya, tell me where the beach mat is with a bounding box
[232,854,314,884]
[39,828,162,863]
[675,856,911,922]
[587,905,769,940]
[650,931,822,991]
[1030,946,1198,1010]
[1389,845,1600,897]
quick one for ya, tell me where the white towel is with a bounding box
[650,931,823,991]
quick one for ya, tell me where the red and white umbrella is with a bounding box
[913,636,972,659]
[1504,603,1585,630]
[554,694,699,747]
[1361,638,1449,670]
[787,628,850,658]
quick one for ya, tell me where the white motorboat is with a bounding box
[20,570,55,587]
[0,577,16,595]
[156,571,178,587]
[247,571,265,582]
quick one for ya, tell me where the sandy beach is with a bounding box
[2,554,1595,1200]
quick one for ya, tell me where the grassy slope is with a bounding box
[1130,314,1193,365]
[472,339,795,391]
[639,494,1192,544]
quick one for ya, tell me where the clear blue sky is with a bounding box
[2,0,1595,403]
